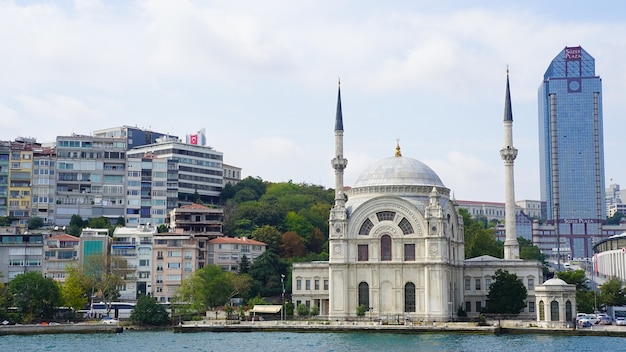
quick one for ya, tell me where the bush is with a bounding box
[356,304,366,317]
[296,304,310,317]
[130,296,170,326]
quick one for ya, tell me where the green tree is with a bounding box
[8,272,62,323]
[130,295,170,326]
[296,303,310,317]
[460,209,503,259]
[518,237,545,262]
[82,254,133,314]
[306,227,326,254]
[483,269,527,315]
[356,304,366,317]
[27,216,44,230]
[310,305,319,316]
[598,277,626,308]
[284,211,313,238]
[248,251,289,297]
[251,225,282,254]
[556,269,594,312]
[175,265,233,312]
[61,265,88,312]
[239,255,251,274]
[606,212,624,225]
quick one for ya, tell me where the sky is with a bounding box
[1,0,626,202]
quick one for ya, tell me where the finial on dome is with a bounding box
[395,139,402,157]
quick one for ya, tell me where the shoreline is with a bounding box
[3,320,626,337]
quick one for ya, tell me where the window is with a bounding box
[358,244,369,261]
[381,235,392,261]
[139,259,150,267]
[314,280,319,290]
[404,244,415,261]
[376,211,395,221]
[398,218,414,235]
[358,282,369,309]
[485,278,491,289]
[185,262,192,272]
[528,301,535,313]
[156,287,163,293]
[549,300,560,321]
[156,275,163,284]
[157,251,163,259]
[475,279,481,291]
[323,280,329,290]
[465,301,471,313]
[476,301,482,312]
[528,278,535,290]
[565,300,573,321]
[464,278,471,291]
[404,282,416,312]
[167,262,181,269]
[539,300,545,321]
[305,280,311,290]
[296,279,301,291]
[358,219,374,236]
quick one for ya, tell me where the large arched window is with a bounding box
[404,282,416,312]
[381,235,392,261]
[358,282,369,308]
[539,300,545,321]
[565,301,573,322]
[550,300,559,321]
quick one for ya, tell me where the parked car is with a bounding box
[615,317,626,326]
[100,317,119,325]
[599,316,612,325]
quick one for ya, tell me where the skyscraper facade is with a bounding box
[538,46,606,258]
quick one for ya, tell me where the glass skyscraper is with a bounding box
[538,46,606,258]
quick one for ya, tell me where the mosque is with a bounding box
[291,75,574,324]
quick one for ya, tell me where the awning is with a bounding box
[250,305,282,314]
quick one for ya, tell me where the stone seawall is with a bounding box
[0,324,122,336]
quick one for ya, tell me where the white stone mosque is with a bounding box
[291,74,575,325]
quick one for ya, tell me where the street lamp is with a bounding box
[281,274,285,321]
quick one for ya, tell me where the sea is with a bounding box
[1,330,621,352]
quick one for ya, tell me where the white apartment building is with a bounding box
[111,225,157,300]
[208,237,266,272]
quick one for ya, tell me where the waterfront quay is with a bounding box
[173,319,626,337]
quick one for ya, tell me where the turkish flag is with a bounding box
[190,134,198,145]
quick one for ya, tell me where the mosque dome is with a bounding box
[542,278,569,286]
[353,155,445,188]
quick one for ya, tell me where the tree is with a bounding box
[460,209,503,259]
[248,251,289,297]
[518,237,545,262]
[483,269,527,315]
[356,304,366,317]
[251,225,282,254]
[27,216,44,230]
[606,212,624,225]
[82,254,133,315]
[8,272,62,323]
[306,227,326,254]
[598,277,626,308]
[296,303,310,317]
[557,269,594,313]
[61,265,88,313]
[239,255,251,274]
[310,305,319,316]
[175,265,233,312]
[280,231,306,258]
[130,295,170,326]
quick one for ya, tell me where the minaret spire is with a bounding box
[500,67,520,260]
[331,79,348,208]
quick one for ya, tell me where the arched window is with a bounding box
[539,300,545,321]
[404,282,416,312]
[359,219,374,236]
[550,300,559,321]
[381,235,392,261]
[565,300,573,322]
[358,282,369,308]
[398,218,414,235]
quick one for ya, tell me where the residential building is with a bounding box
[93,126,178,150]
[208,237,266,272]
[31,144,57,225]
[0,226,44,283]
[111,225,157,299]
[538,46,606,259]
[127,136,223,205]
[0,141,10,218]
[55,135,127,226]
[78,227,110,271]
[152,231,207,303]
[223,164,242,186]
[7,139,36,227]
[43,233,79,282]
[125,152,178,228]
[166,203,223,236]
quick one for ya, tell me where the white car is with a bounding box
[100,317,119,325]
[616,317,626,326]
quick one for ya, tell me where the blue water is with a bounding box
[1,330,622,352]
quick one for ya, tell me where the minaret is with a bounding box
[330,80,348,238]
[500,68,520,260]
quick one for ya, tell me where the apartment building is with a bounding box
[111,225,157,300]
[43,233,79,282]
[208,237,266,272]
[0,226,44,283]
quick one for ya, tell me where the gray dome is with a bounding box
[542,278,569,286]
[353,156,445,188]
